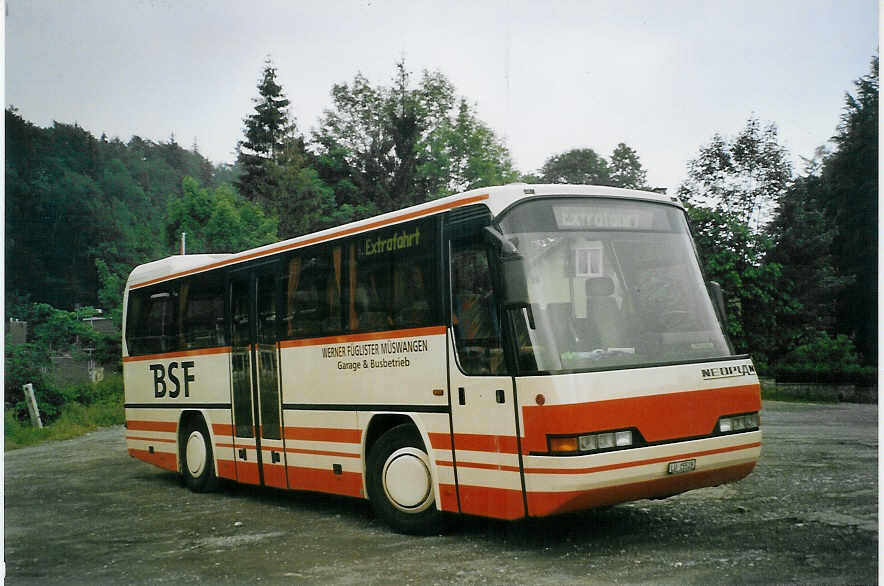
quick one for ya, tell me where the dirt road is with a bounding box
[4,400,878,584]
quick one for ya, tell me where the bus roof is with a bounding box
[128,184,678,290]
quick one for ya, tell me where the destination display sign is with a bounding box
[553,205,656,231]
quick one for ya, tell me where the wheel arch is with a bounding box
[361,413,438,500]
[177,409,218,477]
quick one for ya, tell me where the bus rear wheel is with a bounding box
[181,418,218,493]
[366,424,444,535]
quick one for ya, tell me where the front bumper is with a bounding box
[522,430,762,517]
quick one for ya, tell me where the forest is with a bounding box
[4,57,877,422]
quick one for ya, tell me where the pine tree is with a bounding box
[236,58,300,208]
[819,57,878,363]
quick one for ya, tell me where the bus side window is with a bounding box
[450,242,505,375]
[392,260,431,328]
[284,247,342,339]
[179,272,226,349]
[126,284,179,356]
[346,217,439,333]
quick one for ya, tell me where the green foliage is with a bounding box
[772,333,875,384]
[772,364,877,386]
[539,148,611,185]
[5,107,229,313]
[678,116,791,229]
[4,343,51,409]
[165,176,278,253]
[609,143,648,189]
[314,60,518,219]
[765,173,851,360]
[235,57,307,218]
[685,203,782,362]
[5,375,125,450]
[817,57,878,363]
[530,144,648,189]
[8,303,100,353]
[782,332,859,367]
[680,116,794,365]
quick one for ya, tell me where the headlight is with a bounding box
[718,412,760,434]
[550,428,636,455]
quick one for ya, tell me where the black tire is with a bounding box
[366,424,445,535]
[181,418,218,493]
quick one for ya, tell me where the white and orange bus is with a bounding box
[123,183,761,533]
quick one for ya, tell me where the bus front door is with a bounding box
[229,268,288,488]
[448,241,526,520]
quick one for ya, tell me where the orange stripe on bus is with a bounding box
[236,461,261,485]
[520,383,761,452]
[217,459,237,480]
[279,325,446,349]
[284,426,362,444]
[123,346,232,363]
[128,448,178,472]
[287,467,364,498]
[131,193,490,289]
[212,423,235,436]
[439,484,459,513]
[126,435,177,444]
[525,461,757,517]
[126,420,178,433]
[454,484,526,520]
[263,463,288,489]
[452,432,519,454]
[286,447,360,459]
[428,432,452,450]
[523,441,761,475]
[436,460,520,473]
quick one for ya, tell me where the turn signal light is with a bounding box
[549,437,579,453]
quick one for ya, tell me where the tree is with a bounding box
[685,203,782,364]
[538,148,611,185]
[236,58,306,210]
[679,117,793,365]
[765,172,851,360]
[420,99,519,195]
[608,143,648,189]
[166,177,277,254]
[818,56,878,363]
[678,117,792,229]
[314,61,517,215]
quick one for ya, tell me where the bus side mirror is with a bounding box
[501,255,530,309]
[500,255,536,329]
[484,226,535,328]
[709,281,727,320]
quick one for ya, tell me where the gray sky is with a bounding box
[5,0,878,191]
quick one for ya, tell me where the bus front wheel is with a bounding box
[366,424,444,535]
[181,418,218,493]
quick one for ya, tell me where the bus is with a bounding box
[123,183,762,534]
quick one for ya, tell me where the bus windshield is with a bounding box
[497,197,733,373]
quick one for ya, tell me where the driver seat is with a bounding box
[586,276,626,348]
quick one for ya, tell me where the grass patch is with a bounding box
[5,377,125,451]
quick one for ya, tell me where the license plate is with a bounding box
[667,459,696,475]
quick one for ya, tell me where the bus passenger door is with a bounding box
[447,240,526,520]
[229,268,287,488]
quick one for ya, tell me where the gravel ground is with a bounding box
[4,400,878,584]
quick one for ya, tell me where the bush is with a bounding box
[4,343,51,407]
[773,363,877,385]
[782,332,860,366]
[4,378,125,450]
[769,331,877,385]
